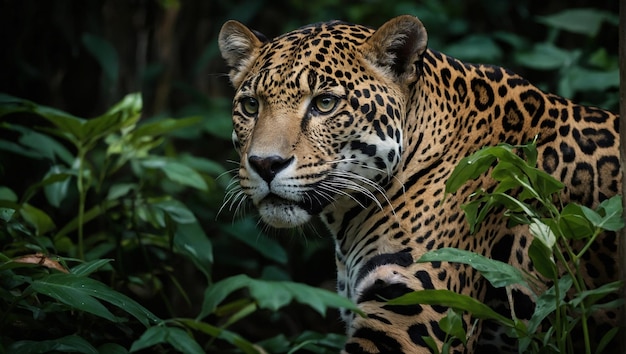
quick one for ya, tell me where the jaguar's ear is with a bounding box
[218,20,268,87]
[365,15,428,82]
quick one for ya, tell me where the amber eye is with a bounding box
[241,97,259,116]
[312,94,338,114]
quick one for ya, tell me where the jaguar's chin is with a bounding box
[256,194,326,228]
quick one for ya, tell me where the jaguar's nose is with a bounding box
[248,155,294,183]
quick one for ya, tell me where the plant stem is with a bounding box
[76,146,87,260]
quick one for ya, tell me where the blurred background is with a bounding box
[0,0,619,352]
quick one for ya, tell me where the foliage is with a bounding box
[0,94,356,353]
[389,140,623,354]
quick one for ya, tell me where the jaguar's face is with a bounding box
[219,18,427,228]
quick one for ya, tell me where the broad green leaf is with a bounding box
[30,273,160,327]
[591,195,624,231]
[220,217,288,264]
[558,204,595,240]
[519,275,573,352]
[97,343,129,354]
[130,326,204,354]
[141,157,208,191]
[439,308,467,345]
[418,248,529,289]
[568,281,622,308]
[444,35,502,63]
[150,198,197,224]
[0,93,85,142]
[131,116,202,139]
[71,259,114,276]
[174,222,213,281]
[177,319,261,354]
[106,183,136,201]
[82,94,142,145]
[445,147,498,195]
[2,124,75,164]
[528,239,557,279]
[43,166,72,208]
[20,203,56,236]
[387,289,513,325]
[516,43,579,70]
[199,274,362,320]
[536,8,618,36]
[529,219,556,249]
[8,334,99,354]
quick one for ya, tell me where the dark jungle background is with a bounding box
[0,0,619,353]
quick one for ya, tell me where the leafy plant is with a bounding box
[389,140,623,354]
[0,94,358,353]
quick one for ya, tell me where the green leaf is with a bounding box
[444,35,502,63]
[440,308,467,345]
[82,93,142,145]
[130,326,204,354]
[43,165,72,208]
[8,334,99,354]
[132,117,203,139]
[519,275,573,352]
[29,273,161,327]
[418,248,529,289]
[536,8,618,36]
[220,217,288,264]
[198,274,362,320]
[529,219,556,249]
[177,319,261,354]
[516,43,579,70]
[387,289,514,325]
[174,222,213,281]
[82,33,119,86]
[0,93,85,142]
[97,343,129,354]
[590,195,624,231]
[71,259,114,276]
[141,157,208,191]
[558,204,595,240]
[20,203,56,236]
[1,124,75,164]
[569,281,622,308]
[528,239,557,279]
[151,198,197,224]
[595,327,620,354]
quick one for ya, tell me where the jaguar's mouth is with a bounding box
[256,193,328,228]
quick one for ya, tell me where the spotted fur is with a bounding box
[218,15,620,353]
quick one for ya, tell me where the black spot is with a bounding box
[471,78,495,111]
[559,142,575,163]
[512,289,535,320]
[502,100,524,132]
[415,270,435,289]
[520,89,545,127]
[491,234,513,263]
[352,327,403,352]
[541,146,559,174]
[355,251,413,286]
[453,77,468,102]
[408,323,430,348]
[350,141,377,156]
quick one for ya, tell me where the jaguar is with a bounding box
[218,15,620,353]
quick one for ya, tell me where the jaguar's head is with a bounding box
[218,15,427,228]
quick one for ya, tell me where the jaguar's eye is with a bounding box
[241,97,259,116]
[312,95,338,114]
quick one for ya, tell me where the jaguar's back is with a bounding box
[218,15,620,353]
